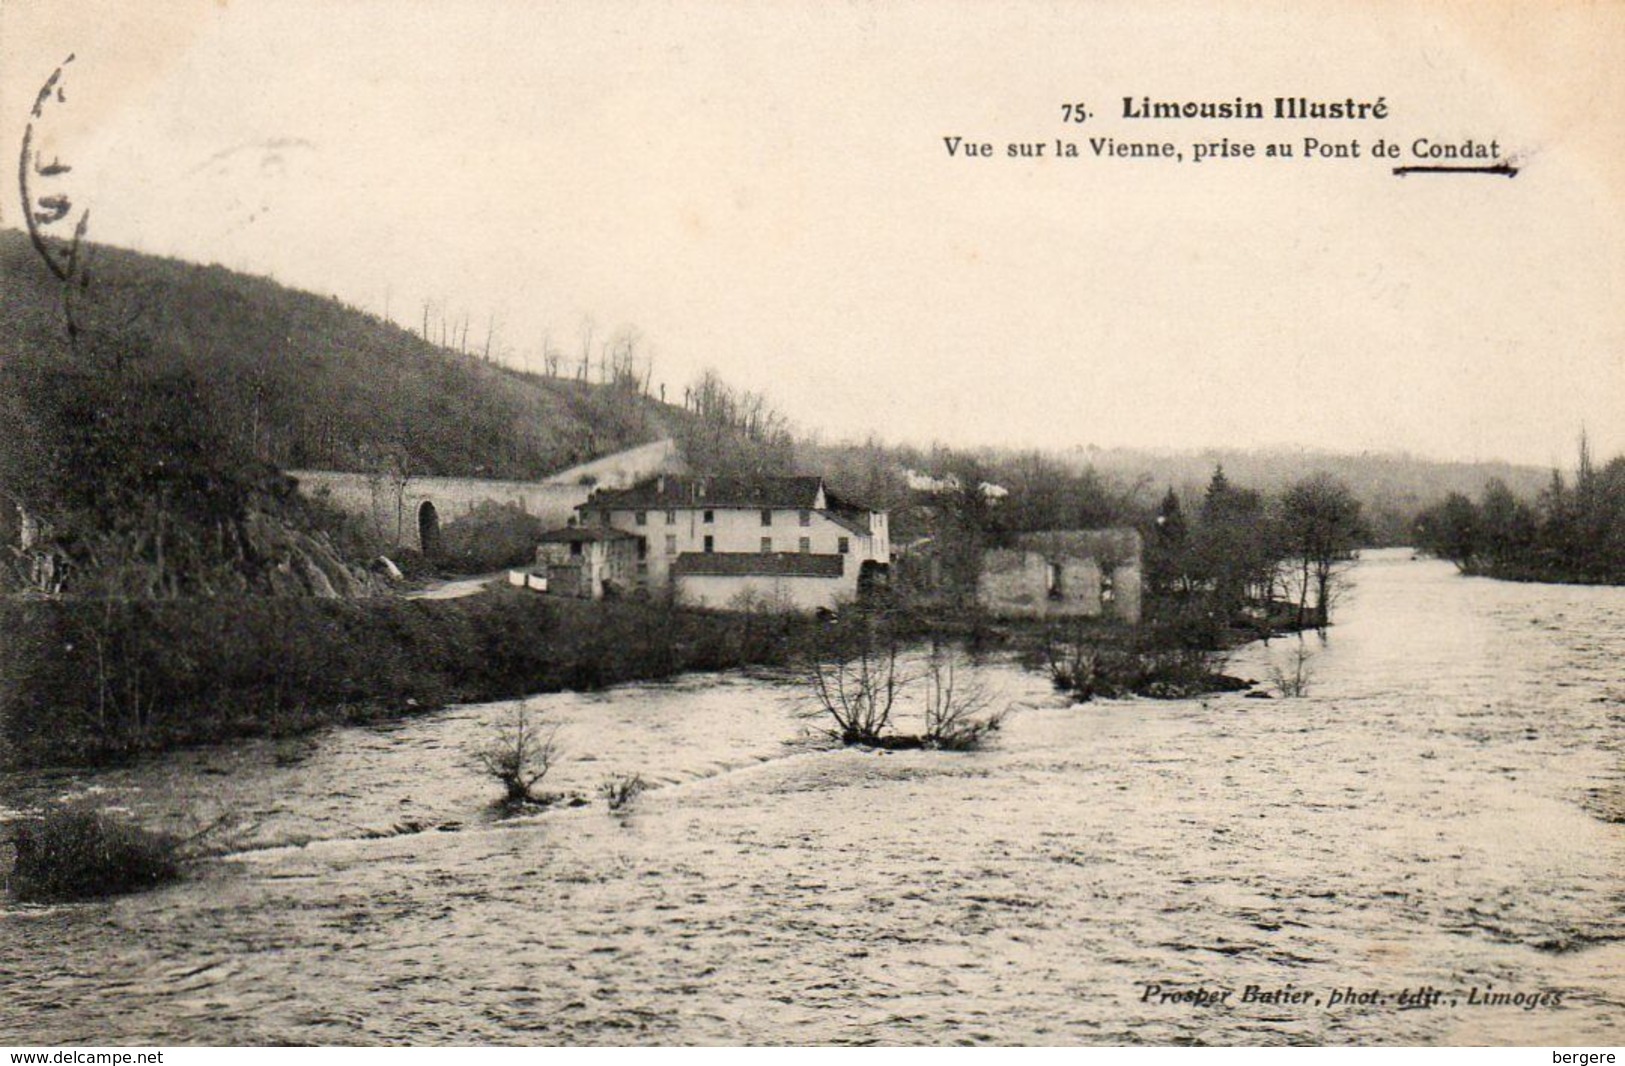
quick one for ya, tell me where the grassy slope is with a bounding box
[0,230,678,480]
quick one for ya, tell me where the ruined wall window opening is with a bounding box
[635,539,647,560]
[1047,561,1064,601]
[569,540,583,557]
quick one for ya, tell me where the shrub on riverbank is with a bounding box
[1412,439,1625,586]
[0,591,816,769]
[7,806,182,902]
[438,501,549,573]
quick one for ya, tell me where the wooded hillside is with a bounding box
[0,230,676,480]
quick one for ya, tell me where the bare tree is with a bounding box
[1278,473,1363,629]
[1267,635,1316,698]
[921,638,1003,749]
[605,326,646,392]
[541,331,562,377]
[358,443,411,545]
[797,608,910,745]
[472,703,561,805]
[578,318,595,381]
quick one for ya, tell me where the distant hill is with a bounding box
[1059,444,1554,543]
[1064,444,1552,502]
[795,437,1558,547]
[0,229,678,480]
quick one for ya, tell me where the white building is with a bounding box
[573,475,890,610]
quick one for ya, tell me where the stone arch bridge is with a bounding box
[289,438,684,555]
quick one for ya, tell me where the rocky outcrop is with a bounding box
[242,509,375,598]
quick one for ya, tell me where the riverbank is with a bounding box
[0,590,812,769]
[1454,561,1625,587]
[3,581,1248,769]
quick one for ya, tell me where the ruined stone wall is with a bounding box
[975,528,1143,623]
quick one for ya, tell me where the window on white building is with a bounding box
[665,510,676,525]
[760,509,772,526]
[760,537,772,553]
[703,535,714,553]
[665,535,677,556]
[837,537,850,554]
[798,509,811,526]
[635,511,647,526]
[798,537,810,554]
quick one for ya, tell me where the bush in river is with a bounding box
[7,806,182,902]
[472,702,560,805]
[1039,615,1243,702]
[599,772,648,812]
[794,607,1006,750]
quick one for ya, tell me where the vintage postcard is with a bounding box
[1,0,1621,1050]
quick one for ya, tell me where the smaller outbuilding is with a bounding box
[535,525,642,600]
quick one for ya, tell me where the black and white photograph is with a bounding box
[1,0,1621,1050]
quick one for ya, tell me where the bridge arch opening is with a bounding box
[418,500,442,556]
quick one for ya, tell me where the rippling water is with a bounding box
[2,550,1620,1044]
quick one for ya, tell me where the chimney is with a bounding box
[657,475,666,494]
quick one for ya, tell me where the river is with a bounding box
[1,549,1620,1044]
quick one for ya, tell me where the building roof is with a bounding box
[538,525,642,543]
[672,551,845,578]
[585,475,828,511]
[582,476,881,535]
[819,493,874,536]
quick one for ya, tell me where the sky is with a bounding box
[2,0,1622,468]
